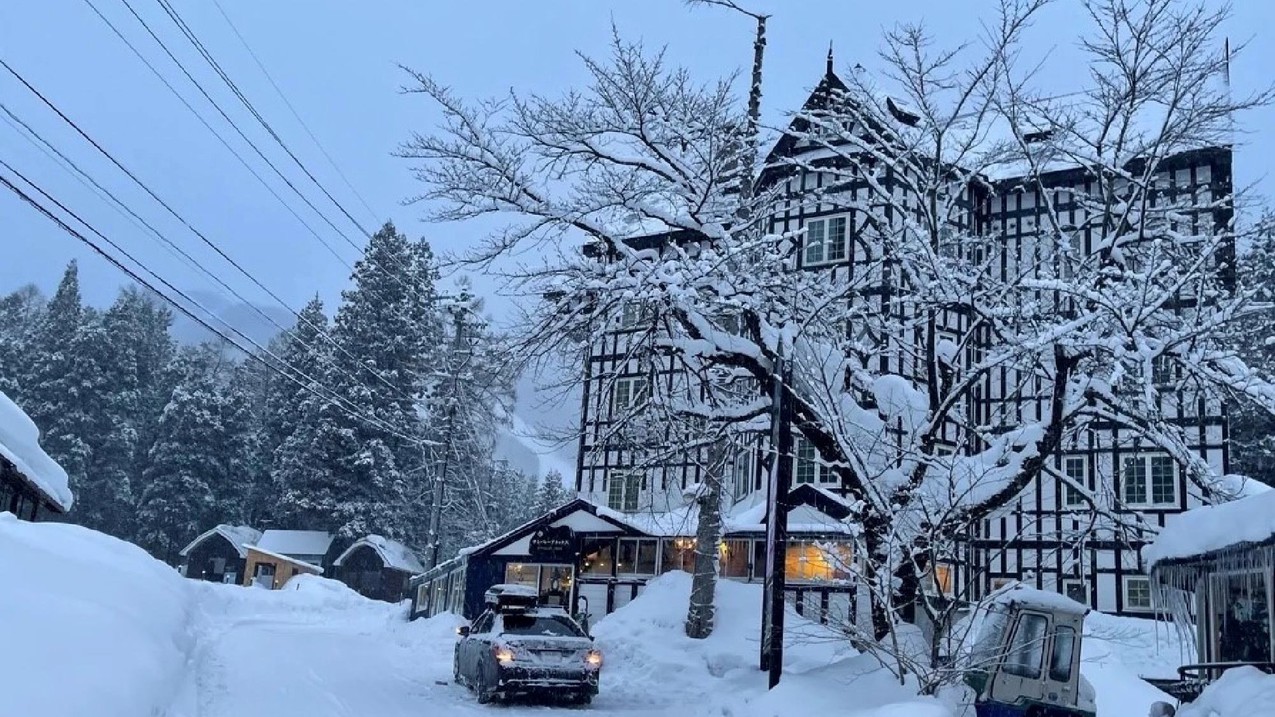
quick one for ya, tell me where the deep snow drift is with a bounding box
[0,515,1221,717]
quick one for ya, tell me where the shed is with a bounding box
[408,487,858,629]
[241,530,344,590]
[0,391,72,521]
[333,535,424,602]
[179,524,261,584]
[1146,480,1275,683]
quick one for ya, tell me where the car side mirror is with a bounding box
[457,625,470,637]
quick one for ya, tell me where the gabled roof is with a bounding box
[243,544,324,574]
[334,535,424,574]
[255,530,334,558]
[0,391,72,512]
[762,66,849,168]
[179,524,262,558]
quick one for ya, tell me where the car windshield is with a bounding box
[500,614,583,637]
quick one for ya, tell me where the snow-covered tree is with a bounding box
[136,346,229,561]
[0,284,44,398]
[400,0,1275,668]
[297,222,442,539]
[533,469,573,515]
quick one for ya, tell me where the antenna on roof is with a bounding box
[1223,37,1231,88]
[826,42,834,77]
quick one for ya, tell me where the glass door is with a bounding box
[1208,570,1271,664]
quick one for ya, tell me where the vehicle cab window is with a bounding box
[1048,625,1077,682]
[472,612,495,634]
[1003,612,1049,679]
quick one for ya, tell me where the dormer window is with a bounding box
[803,215,849,266]
[886,97,920,127]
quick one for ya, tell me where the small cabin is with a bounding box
[241,530,343,590]
[178,524,261,584]
[0,391,72,521]
[333,535,424,602]
[1146,482,1275,684]
[409,487,858,628]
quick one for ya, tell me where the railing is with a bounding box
[1141,662,1275,703]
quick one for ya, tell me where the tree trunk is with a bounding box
[686,440,726,639]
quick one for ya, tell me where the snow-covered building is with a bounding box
[178,524,261,584]
[333,534,424,602]
[241,530,343,590]
[0,390,72,521]
[1146,483,1275,685]
[410,487,857,627]
[571,61,1236,617]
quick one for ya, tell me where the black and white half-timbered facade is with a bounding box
[572,62,1233,617]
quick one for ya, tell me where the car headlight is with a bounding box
[494,646,516,664]
[585,649,603,667]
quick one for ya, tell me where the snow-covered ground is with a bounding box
[1,514,1245,717]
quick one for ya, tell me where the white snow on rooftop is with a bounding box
[1144,486,1275,568]
[334,535,423,573]
[179,524,261,559]
[0,390,72,511]
[254,530,333,559]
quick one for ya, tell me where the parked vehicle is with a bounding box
[961,585,1096,717]
[453,584,602,705]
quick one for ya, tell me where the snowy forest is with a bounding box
[0,221,572,564]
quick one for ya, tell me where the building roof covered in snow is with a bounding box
[0,390,72,512]
[179,524,262,559]
[1144,482,1275,569]
[333,535,424,574]
[253,530,334,560]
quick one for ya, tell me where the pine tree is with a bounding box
[22,262,102,518]
[299,222,441,539]
[534,470,572,515]
[0,284,44,398]
[1229,220,1275,486]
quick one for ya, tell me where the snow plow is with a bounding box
[961,585,1096,717]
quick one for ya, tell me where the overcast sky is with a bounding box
[2,0,1271,465]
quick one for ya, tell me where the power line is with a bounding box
[209,0,379,224]
[0,60,415,404]
[0,103,412,406]
[79,0,355,271]
[0,158,427,447]
[107,0,366,254]
[153,0,374,238]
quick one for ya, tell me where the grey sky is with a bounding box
[2,0,1271,468]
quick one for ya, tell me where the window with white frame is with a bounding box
[1121,454,1177,507]
[1062,456,1088,507]
[607,472,641,512]
[803,216,848,266]
[1123,576,1153,611]
[793,436,836,485]
[610,376,649,416]
[1151,354,1175,385]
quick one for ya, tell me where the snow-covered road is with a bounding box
[179,580,671,717]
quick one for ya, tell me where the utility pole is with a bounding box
[759,350,793,687]
[423,292,472,571]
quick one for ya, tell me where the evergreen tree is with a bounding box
[301,222,441,539]
[533,470,572,515]
[0,284,44,397]
[22,262,103,518]
[77,297,140,534]
[1229,220,1275,486]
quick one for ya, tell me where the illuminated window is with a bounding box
[784,541,853,582]
[928,562,955,597]
[504,563,539,589]
[719,539,751,578]
[617,538,658,575]
[661,538,697,573]
[581,541,614,575]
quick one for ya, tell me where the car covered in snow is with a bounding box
[453,584,602,704]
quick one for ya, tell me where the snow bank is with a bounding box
[726,653,952,717]
[1082,613,1183,717]
[0,390,72,510]
[1143,489,1275,567]
[1176,666,1275,717]
[0,513,190,717]
[591,571,854,712]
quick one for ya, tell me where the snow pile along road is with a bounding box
[0,513,191,717]
[1176,666,1275,717]
[1080,612,1181,717]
